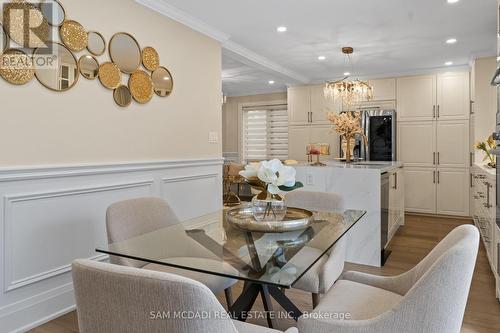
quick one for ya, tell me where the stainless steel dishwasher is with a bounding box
[381,172,390,265]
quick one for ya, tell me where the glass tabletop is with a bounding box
[96,206,366,288]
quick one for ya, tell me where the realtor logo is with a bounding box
[2,1,51,49]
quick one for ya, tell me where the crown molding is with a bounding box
[136,0,310,84]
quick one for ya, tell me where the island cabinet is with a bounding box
[389,167,405,240]
[397,71,472,217]
[288,85,341,161]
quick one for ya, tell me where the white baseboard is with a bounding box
[0,158,223,332]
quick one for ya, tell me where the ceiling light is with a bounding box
[268,80,275,85]
[446,38,457,44]
[277,26,287,33]
[447,0,459,3]
[318,56,326,61]
[445,61,453,66]
[343,72,351,76]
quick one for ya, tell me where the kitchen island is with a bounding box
[293,161,405,267]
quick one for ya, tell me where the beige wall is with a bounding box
[222,92,287,153]
[0,0,222,166]
[473,57,497,160]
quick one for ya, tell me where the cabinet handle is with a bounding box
[437,171,440,184]
[470,100,475,115]
[437,105,440,118]
[470,173,473,188]
[394,173,398,190]
[485,182,492,208]
[470,152,473,167]
[433,105,436,119]
[433,152,436,165]
[437,152,440,165]
[433,171,436,184]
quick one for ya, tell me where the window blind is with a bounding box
[242,105,288,162]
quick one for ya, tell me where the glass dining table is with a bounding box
[96,205,366,328]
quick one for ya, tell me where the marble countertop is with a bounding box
[474,162,496,177]
[294,161,404,173]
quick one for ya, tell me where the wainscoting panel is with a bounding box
[0,159,223,333]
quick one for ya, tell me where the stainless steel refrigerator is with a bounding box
[339,108,397,161]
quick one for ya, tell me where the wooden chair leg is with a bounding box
[312,293,320,309]
[225,288,234,310]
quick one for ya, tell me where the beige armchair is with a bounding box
[73,259,298,333]
[106,197,237,307]
[285,191,345,308]
[298,225,480,333]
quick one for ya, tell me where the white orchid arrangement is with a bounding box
[239,159,303,200]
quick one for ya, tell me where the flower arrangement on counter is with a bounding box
[474,135,496,168]
[327,111,368,162]
[239,159,303,221]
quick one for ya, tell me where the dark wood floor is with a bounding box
[29,214,500,333]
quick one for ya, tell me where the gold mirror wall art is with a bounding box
[142,47,159,71]
[3,2,49,48]
[1,0,174,107]
[79,55,99,80]
[34,42,79,91]
[114,85,132,107]
[98,62,121,89]
[129,70,153,104]
[60,20,88,52]
[0,49,34,85]
[87,31,106,56]
[39,0,66,27]
[109,32,141,74]
[152,67,173,97]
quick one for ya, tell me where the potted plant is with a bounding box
[239,159,303,221]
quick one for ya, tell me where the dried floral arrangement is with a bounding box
[327,112,368,162]
[474,135,496,168]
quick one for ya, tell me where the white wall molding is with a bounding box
[0,158,223,332]
[135,0,309,85]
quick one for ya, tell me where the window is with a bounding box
[242,104,288,162]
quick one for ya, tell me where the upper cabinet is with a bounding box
[436,72,470,121]
[397,75,436,121]
[362,78,396,102]
[288,85,341,125]
[288,86,311,125]
[397,72,470,122]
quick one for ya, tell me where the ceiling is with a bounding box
[139,0,497,96]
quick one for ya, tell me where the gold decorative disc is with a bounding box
[129,70,153,104]
[60,20,88,52]
[98,62,121,89]
[142,47,160,71]
[0,49,34,85]
[3,2,49,48]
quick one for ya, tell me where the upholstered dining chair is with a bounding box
[298,225,480,333]
[106,197,237,308]
[285,191,345,308]
[73,259,298,333]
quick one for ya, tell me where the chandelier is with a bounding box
[324,47,373,107]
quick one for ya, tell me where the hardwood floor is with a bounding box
[29,214,500,333]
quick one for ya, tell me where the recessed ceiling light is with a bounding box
[318,56,326,61]
[268,80,275,85]
[447,0,459,3]
[446,38,457,44]
[277,26,287,33]
[343,72,351,76]
[445,61,453,66]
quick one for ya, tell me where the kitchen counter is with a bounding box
[292,161,405,267]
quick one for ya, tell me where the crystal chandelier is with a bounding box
[324,47,373,107]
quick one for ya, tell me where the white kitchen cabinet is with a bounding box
[436,72,470,121]
[288,125,339,161]
[288,86,311,125]
[288,126,310,161]
[310,84,341,124]
[404,167,437,214]
[389,167,405,240]
[398,121,436,167]
[436,168,470,216]
[397,75,436,121]
[363,78,396,101]
[436,120,470,168]
[288,85,341,126]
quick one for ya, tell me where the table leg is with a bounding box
[260,285,277,328]
[268,286,303,321]
[231,283,260,321]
